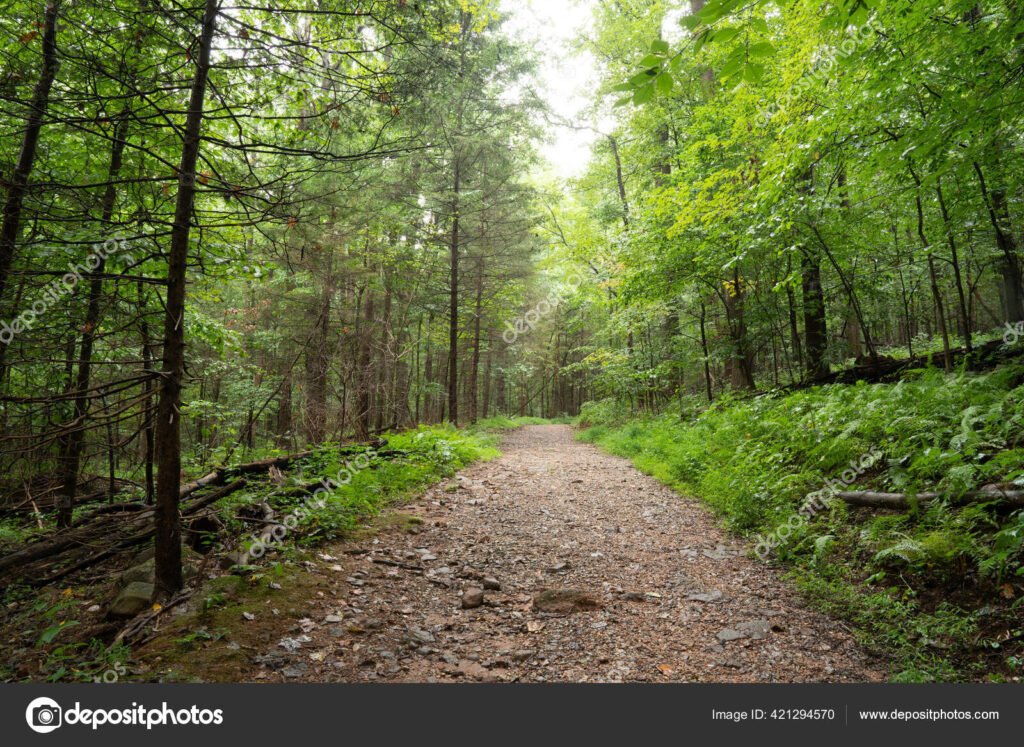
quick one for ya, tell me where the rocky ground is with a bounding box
[224,425,886,683]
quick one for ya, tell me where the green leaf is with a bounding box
[639,53,663,68]
[632,83,655,104]
[742,62,765,83]
[748,41,777,58]
[712,27,740,44]
[720,56,744,78]
[628,70,658,88]
[680,14,702,30]
[38,621,79,646]
[656,72,674,94]
[650,39,670,55]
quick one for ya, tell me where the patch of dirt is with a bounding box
[146,425,886,683]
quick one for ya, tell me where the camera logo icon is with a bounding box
[25,697,62,733]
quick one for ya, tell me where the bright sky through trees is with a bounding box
[500,0,601,178]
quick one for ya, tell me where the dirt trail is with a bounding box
[239,425,884,682]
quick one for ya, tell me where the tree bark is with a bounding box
[153,0,220,599]
[0,0,60,305]
[447,155,461,425]
[468,256,483,423]
[935,180,972,354]
[973,160,1024,322]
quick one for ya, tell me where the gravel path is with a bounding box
[247,425,885,683]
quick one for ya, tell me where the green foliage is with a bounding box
[227,425,499,551]
[579,366,1024,679]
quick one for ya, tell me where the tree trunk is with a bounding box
[935,180,972,354]
[0,0,60,305]
[356,286,374,439]
[140,285,155,505]
[973,160,1024,322]
[57,116,129,527]
[468,256,483,423]
[304,278,331,443]
[481,330,492,419]
[447,157,461,425]
[153,0,220,599]
[423,312,434,422]
[909,162,951,371]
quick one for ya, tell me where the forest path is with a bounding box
[242,425,884,682]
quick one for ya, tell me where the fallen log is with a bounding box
[3,479,248,585]
[1,441,388,582]
[0,534,88,575]
[177,453,311,499]
[176,448,374,499]
[182,478,248,516]
[71,502,148,528]
[29,479,248,587]
[834,487,1024,509]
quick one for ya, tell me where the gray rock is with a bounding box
[282,663,309,678]
[253,652,288,670]
[120,558,155,585]
[121,554,198,585]
[717,628,747,642]
[511,649,536,662]
[686,590,724,603]
[220,550,249,569]
[408,627,435,644]
[736,620,771,640]
[482,577,501,591]
[108,582,154,619]
[461,587,485,609]
[702,544,737,560]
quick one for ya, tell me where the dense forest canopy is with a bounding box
[0,0,1022,680]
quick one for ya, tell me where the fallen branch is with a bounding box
[110,587,196,648]
[13,480,248,586]
[371,557,424,572]
[834,487,1024,509]
[181,478,248,516]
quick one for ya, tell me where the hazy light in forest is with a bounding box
[499,0,603,179]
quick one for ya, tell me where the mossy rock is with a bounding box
[109,581,154,619]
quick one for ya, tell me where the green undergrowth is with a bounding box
[215,423,500,553]
[578,365,1024,682]
[471,415,571,431]
[0,423,499,682]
